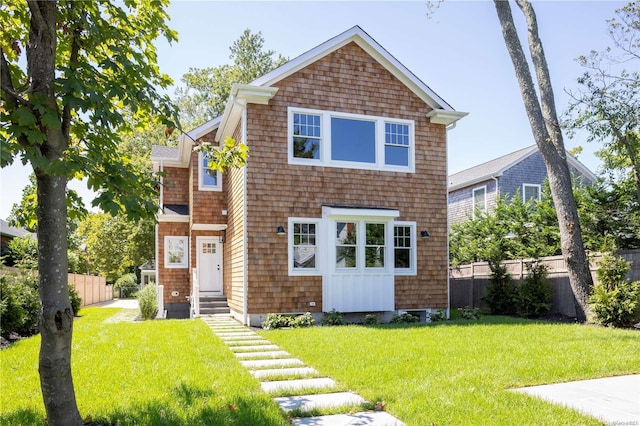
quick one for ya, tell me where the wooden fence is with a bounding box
[68,274,112,306]
[449,250,640,317]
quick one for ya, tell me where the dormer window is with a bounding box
[198,152,222,192]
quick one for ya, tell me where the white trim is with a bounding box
[288,107,415,173]
[288,218,322,276]
[216,84,278,142]
[198,151,223,192]
[191,224,227,231]
[164,236,189,269]
[322,206,400,219]
[472,186,487,218]
[522,183,542,202]
[426,109,468,126]
[393,222,417,276]
[158,215,189,223]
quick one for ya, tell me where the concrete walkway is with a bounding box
[513,374,640,425]
[202,315,405,426]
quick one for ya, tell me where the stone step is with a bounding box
[216,331,258,338]
[250,367,318,379]
[292,411,405,426]
[201,307,231,315]
[274,392,366,412]
[225,339,273,346]
[261,377,336,393]
[220,335,263,341]
[234,350,290,359]
[230,344,280,352]
[240,358,304,369]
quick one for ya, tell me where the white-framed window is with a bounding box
[288,218,321,276]
[198,152,222,191]
[523,183,541,202]
[473,186,487,218]
[334,220,390,271]
[288,107,415,172]
[394,222,417,275]
[164,236,188,268]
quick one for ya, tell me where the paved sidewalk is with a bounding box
[513,374,640,425]
[91,299,139,309]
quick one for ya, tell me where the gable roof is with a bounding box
[215,25,467,142]
[1,219,34,239]
[448,145,597,191]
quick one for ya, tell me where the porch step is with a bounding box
[199,296,230,315]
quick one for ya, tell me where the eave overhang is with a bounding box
[215,84,279,142]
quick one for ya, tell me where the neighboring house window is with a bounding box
[394,222,416,275]
[523,184,541,202]
[165,236,188,268]
[473,186,487,217]
[198,152,222,191]
[289,107,414,172]
[288,218,321,276]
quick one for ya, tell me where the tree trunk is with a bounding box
[27,2,83,424]
[37,173,83,426]
[494,0,593,321]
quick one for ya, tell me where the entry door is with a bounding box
[197,237,222,294]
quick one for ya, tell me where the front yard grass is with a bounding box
[0,308,288,426]
[261,316,640,425]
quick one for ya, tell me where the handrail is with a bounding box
[191,268,199,318]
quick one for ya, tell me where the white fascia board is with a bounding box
[427,109,469,126]
[158,214,190,223]
[191,224,228,231]
[567,155,597,182]
[322,206,400,218]
[252,26,457,112]
[215,84,278,143]
[448,175,500,192]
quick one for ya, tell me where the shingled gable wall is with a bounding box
[237,41,449,323]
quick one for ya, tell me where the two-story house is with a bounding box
[448,145,596,225]
[151,26,467,325]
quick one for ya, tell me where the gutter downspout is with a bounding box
[242,107,249,326]
[157,159,163,289]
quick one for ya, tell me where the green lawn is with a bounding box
[0,308,289,426]
[3,311,639,426]
[261,317,640,425]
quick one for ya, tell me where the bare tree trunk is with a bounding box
[27,1,83,424]
[494,0,593,321]
[37,173,82,426]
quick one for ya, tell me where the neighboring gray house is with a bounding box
[448,145,596,225]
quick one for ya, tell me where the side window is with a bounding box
[288,218,321,276]
[473,186,487,217]
[523,184,541,202]
[384,122,410,167]
[336,222,357,269]
[292,113,321,160]
[198,152,222,191]
[165,236,188,268]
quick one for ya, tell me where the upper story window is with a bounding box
[523,184,541,202]
[289,107,414,172]
[198,152,222,192]
[473,186,487,218]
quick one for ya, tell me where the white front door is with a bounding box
[197,237,222,294]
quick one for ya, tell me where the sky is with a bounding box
[0,0,627,220]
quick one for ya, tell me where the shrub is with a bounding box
[516,262,552,318]
[428,310,447,322]
[589,253,640,328]
[459,306,481,320]
[0,270,39,337]
[262,312,315,329]
[320,309,344,326]
[483,263,517,315]
[115,273,138,298]
[289,312,315,328]
[68,283,82,316]
[137,284,158,320]
[5,236,38,269]
[363,314,380,325]
[392,312,420,323]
